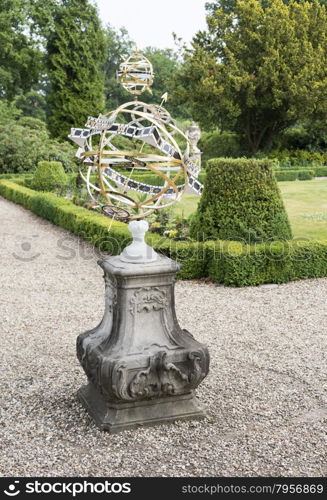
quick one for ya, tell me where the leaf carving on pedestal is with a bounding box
[129,287,168,316]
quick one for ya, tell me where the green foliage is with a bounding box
[314,166,327,177]
[0,99,22,120]
[300,118,327,151]
[274,170,298,181]
[13,91,47,121]
[199,130,242,164]
[0,0,43,99]
[154,239,208,279]
[31,161,67,191]
[191,158,292,242]
[174,0,327,153]
[274,169,314,181]
[103,25,134,110]
[0,111,77,174]
[297,169,315,181]
[269,149,327,167]
[206,239,327,286]
[142,48,190,118]
[46,0,106,139]
[1,179,327,286]
[0,173,31,180]
[149,209,191,240]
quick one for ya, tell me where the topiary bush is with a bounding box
[31,161,68,192]
[190,158,292,243]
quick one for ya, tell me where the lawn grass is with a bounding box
[279,180,327,240]
[172,179,327,240]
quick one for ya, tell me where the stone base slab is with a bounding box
[77,383,207,433]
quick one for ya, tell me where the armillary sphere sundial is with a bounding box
[68,49,209,432]
[68,47,203,223]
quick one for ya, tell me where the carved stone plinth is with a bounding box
[76,254,210,432]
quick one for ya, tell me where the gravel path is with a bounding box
[0,196,326,477]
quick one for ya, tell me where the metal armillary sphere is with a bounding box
[117,48,153,96]
[68,49,203,222]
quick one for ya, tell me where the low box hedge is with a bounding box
[1,179,327,286]
[206,240,327,286]
[314,166,327,177]
[275,169,315,181]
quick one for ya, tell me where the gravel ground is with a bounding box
[0,196,326,477]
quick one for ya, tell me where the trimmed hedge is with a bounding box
[191,158,292,243]
[275,169,315,181]
[1,180,327,286]
[315,166,327,177]
[206,240,327,286]
[31,161,68,191]
[298,169,315,181]
[274,170,298,181]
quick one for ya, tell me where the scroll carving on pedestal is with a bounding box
[111,350,207,402]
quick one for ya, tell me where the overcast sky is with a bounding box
[96,0,208,50]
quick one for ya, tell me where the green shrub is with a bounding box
[0,173,23,179]
[16,117,47,130]
[275,169,314,181]
[191,158,292,243]
[31,161,68,192]
[279,125,312,150]
[206,240,327,286]
[269,149,327,167]
[1,180,327,287]
[298,170,314,181]
[199,130,242,165]
[274,170,299,181]
[0,115,78,174]
[152,238,208,279]
[314,166,327,177]
[278,122,327,152]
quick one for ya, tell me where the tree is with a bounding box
[46,0,106,139]
[142,48,179,103]
[0,0,43,99]
[141,47,191,118]
[103,25,134,110]
[204,0,238,14]
[204,0,327,15]
[14,91,47,121]
[173,0,327,153]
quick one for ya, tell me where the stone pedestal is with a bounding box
[76,253,210,432]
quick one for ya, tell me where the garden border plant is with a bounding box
[1,179,327,286]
